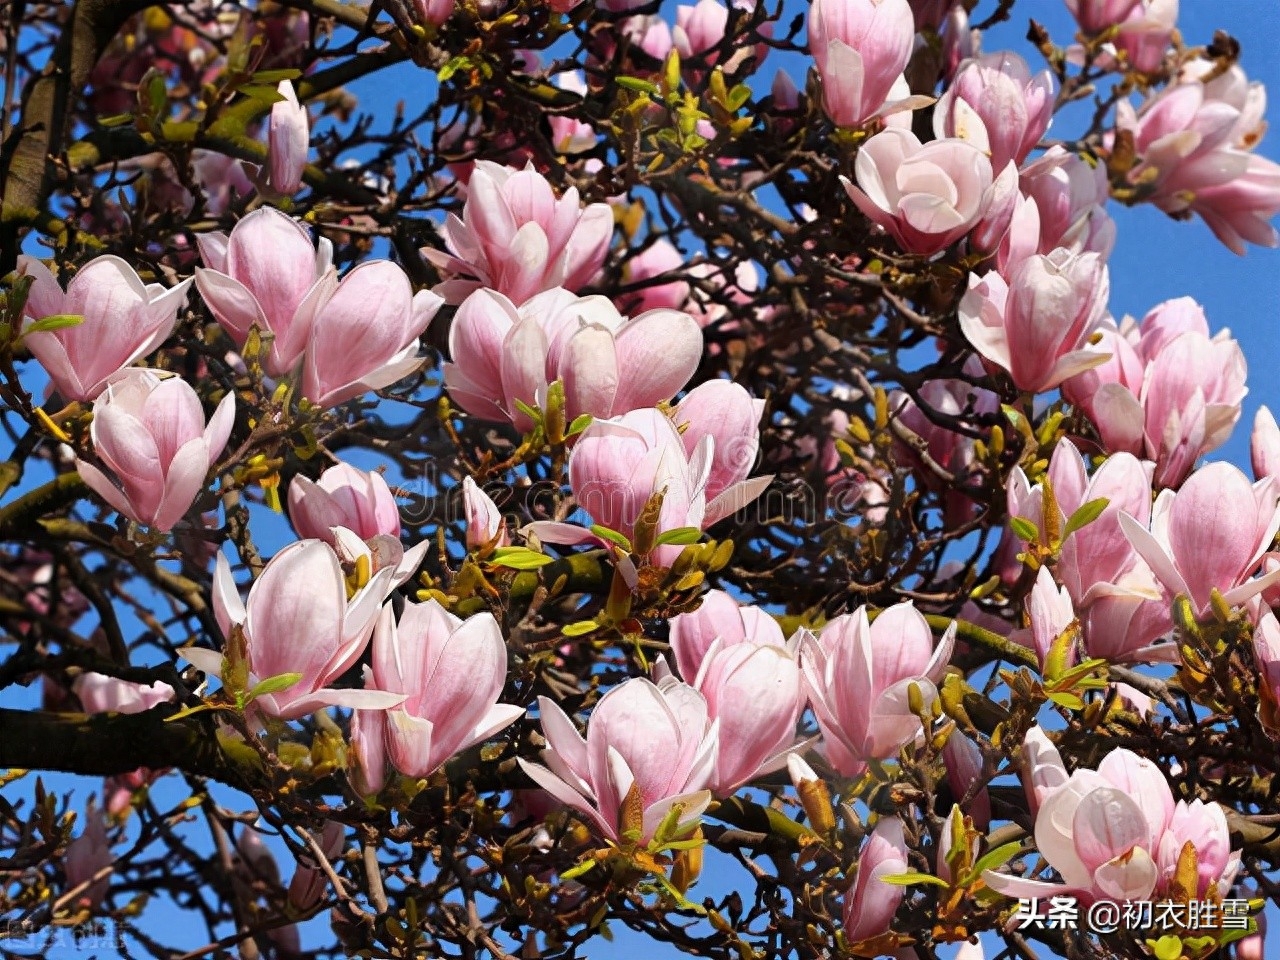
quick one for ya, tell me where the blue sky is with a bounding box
[5,0,1280,957]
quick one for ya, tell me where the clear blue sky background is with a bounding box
[4,0,1280,957]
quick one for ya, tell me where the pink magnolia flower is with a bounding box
[889,370,999,525]
[266,80,308,196]
[463,476,510,550]
[1120,461,1280,618]
[672,380,766,504]
[1253,606,1280,721]
[1025,566,1078,671]
[943,732,991,830]
[1064,0,1140,33]
[549,72,597,154]
[65,801,113,911]
[1253,406,1280,480]
[529,408,770,568]
[288,821,344,912]
[808,0,915,129]
[423,161,613,304]
[668,588,785,681]
[674,0,728,59]
[842,129,997,256]
[1114,0,1178,74]
[76,370,234,532]
[1021,725,1069,815]
[941,4,978,81]
[657,630,804,796]
[619,239,690,315]
[16,255,191,402]
[986,737,1239,904]
[959,248,1110,393]
[1062,297,1246,489]
[354,601,523,787]
[843,817,909,943]
[288,462,401,543]
[192,149,256,215]
[414,0,455,26]
[933,52,1056,171]
[519,676,719,843]
[443,287,702,431]
[800,602,955,778]
[1004,442,1171,662]
[182,543,405,721]
[1018,146,1117,260]
[1116,63,1280,253]
[195,207,337,375]
[73,672,175,714]
[301,260,442,409]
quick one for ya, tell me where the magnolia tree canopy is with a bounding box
[2,0,1280,958]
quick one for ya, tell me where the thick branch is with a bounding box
[0,704,247,786]
[0,0,159,269]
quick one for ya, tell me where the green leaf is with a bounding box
[968,841,1023,880]
[250,68,303,84]
[654,526,702,547]
[1147,935,1183,960]
[562,620,600,637]
[566,414,594,437]
[590,524,633,552]
[437,55,472,83]
[727,84,752,111]
[877,871,949,888]
[1009,516,1040,543]
[1048,690,1085,711]
[23,314,84,335]
[97,113,135,128]
[1062,497,1109,538]
[513,398,543,424]
[239,84,287,104]
[246,672,303,701]
[489,547,554,570]
[615,76,660,95]
[559,858,597,881]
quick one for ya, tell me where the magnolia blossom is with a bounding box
[288,821,344,912]
[1025,566,1079,671]
[527,408,770,569]
[1003,442,1172,663]
[1120,461,1280,619]
[74,672,175,714]
[1065,0,1140,33]
[668,588,786,680]
[1019,146,1117,259]
[959,248,1110,393]
[288,462,401,543]
[1114,0,1178,74]
[423,161,613,304]
[195,207,337,375]
[657,620,805,795]
[986,734,1240,904]
[17,255,191,402]
[463,476,509,550]
[76,370,234,532]
[266,80,308,196]
[933,52,1055,171]
[943,732,991,829]
[1252,607,1280,726]
[300,260,442,408]
[414,0,455,26]
[1062,296,1246,488]
[182,544,405,721]
[672,380,767,504]
[800,602,955,777]
[443,287,702,431]
[842,129,998,256]
[1253,406,1280,480]
[808,0,915,129]
[352,602,523,791]
[519,676,719,843]
[843,818,909,943]
[65,801,113,911]
[1117,63,1280,253]
[549,73,597,154]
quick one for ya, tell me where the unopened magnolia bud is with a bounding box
[788,754,835,836]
